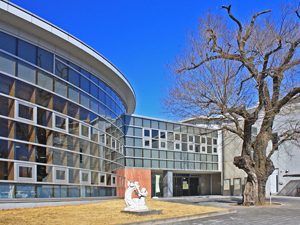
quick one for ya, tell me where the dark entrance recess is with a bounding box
[173,176,200,196]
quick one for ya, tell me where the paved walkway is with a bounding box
[160,196,300,225]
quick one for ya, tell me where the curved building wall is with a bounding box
[0,1,134,199]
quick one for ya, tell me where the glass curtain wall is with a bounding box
[0,31,126,199]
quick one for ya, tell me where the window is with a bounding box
[160,131,166,139]
[53,114,68,131]
[181,134,187,142]
[99,133,105,145]
[175,142,181,150]
[112,139,116,149]
[53,167,68,183]
[15,101,37,123]
[144,139,151,148]
[144,129,150,137]
[100,174,106,185]
[37,70,52,91]
[0,52,16,75]
[111,175,117,186]
[152,139,159,148]
[175,133,180,141]
[160,141,166,149]
[80,123,90,138]
[207,137,212,145]
[189,144,194,152]
[201,137,206,144]
[152,129,159,139]
[0,31,17,54]
[37,48,53,73]
[189,135,194,143]
[81,171,90,184]
[15,163,36,182]
[17,61,36,83]
[54,78,67,97]
[213,139,218,145]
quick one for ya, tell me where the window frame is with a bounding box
[53,113,68,132]
[53,167,68,184]
[80,123,90,139]
[175,142,181,151]
[80,170,91,185]
[188,144,195,152]
[160,140,167,149]
[15,163,36,182]
[15,101,37,124]
[143,138,151,148]
[143,128,151,138]
[99,174,107,185]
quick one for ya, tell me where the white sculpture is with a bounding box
[124,181,148,211]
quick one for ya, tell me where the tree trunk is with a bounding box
[234,155,258,205]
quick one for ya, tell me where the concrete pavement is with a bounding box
[160,196,300,225]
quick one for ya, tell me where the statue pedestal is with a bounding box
[121,210,163,216]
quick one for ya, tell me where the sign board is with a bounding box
[183,181,189,189]
[223,179,230,190]
[155,175,160,193]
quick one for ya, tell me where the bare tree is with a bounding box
[164,3,300,205]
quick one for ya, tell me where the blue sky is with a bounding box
[9,0,287,121]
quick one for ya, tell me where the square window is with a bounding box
[82,173,89,182]
[213,139,218,145]
[207,146,212,153]
[207,137,212,145]
[152,130,159,139]
[55,115,66,130]
[213,147,217,153]
[144,139,150,148]
[56,170,65,180]
[19,166,32,178]
[15,163,36,182]
[160,131,166,139]
[202,146,206,152]
[160,141,166,148]
[175,143,181,150]
[189,144,194,151]
[144,129,150,137]
[167,132,174,140]
[152,139,159,148]
[189,135,194,142]
[201,137,206,144]
[16,102,36,122]
[19,104,34,121]
[81,171,90,184]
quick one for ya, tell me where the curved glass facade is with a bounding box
[0,31,127,198]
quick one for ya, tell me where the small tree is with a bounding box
[164,4,300,205]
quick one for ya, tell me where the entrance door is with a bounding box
[173,177,201,196]
[190,177,200,196]
[173,177,182,196]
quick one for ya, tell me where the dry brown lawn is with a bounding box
[0,198,226,225]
